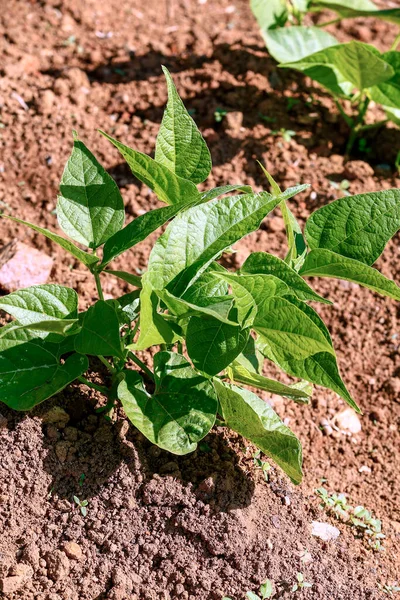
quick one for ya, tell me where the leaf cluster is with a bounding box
[251,0,400,153]
[1,68,400,485]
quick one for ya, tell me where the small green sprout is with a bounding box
[78,473,86,487]
[378,583,400,596]
[73,495,89,517]
[328,179,351,197]
[291,573,312,593]
[316,488,385,550]
[214,108,228,123]
[271,128,296,142]
[253,450,272,481]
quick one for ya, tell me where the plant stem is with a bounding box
[345,95,371,156]
[128,351,155,381]
[334,99,353,128]
[358,119,388,133]
[177,340,183,354]
[77,376,110,396]
[98,355,116,373]
[316,17,342,27]
[391,31,400,51]
[94,271,105,301]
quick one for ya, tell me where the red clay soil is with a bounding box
[0,0,400,599]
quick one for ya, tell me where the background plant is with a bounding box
[1,68,400,485]
[251,0,400,153]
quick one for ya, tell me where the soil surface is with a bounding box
[0,0,400,599]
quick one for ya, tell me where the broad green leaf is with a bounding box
[305,188,400,266]
[300,249,400,301]
[1,216,99,268]
[181,265,228,305]
[118,352,217,454]
[255,294,359,412]
[186,316,249,376]
[217,272,289,328]
[281,42,394,96]
[369,52,400,110]
[264,26,338,64]
[74,300,123,358]
[155,67,211,184]
[241,252,331,304]
[0,284,78,325]
[8,319,79,336]
[0,321,75,355]
[237,336,264,374]
[250,0,288,30]
[132,281,182,351]
[105,270,142,288]
[227,360,312,403]
[101,201,191,268]
[158,288,235,324]
[0,326,88,410]
[200,184,252,203]
[100,131,200,206]
[147,188,308,295]
[310,0,400,25]
[57,136,125,249]
[214,380,303,484]
[113,290,141,324]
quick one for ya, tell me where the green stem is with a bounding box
[358,119,388,133]
[334,99,353,128]
[391,31,400,51]
[128,351,155,381]
[98,355,116,374]
[177,340,183,354]
[77,376,110,396]
[345,95,371,156]
[317,17,342,27]
[94,271,105,301]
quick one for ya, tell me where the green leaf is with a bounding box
[158,288,235,324]
[101,201,190,268]
[250,0,288,31]
[237,336,264,374]
[181,265,229,305]
[186,316,249,376]
[281,42,394,96]
[369,52,400,110]
[74,300,123,358]
[147,189,308,295]
[255,294,359,412]
[57,136,125,249]
[118,352,217,454]
[300,249,400,301]
[8,319,79,336]
[114,290,141,324]
[1,215,99,268]
[0,284,78,325]
[305,188,400,265]
[264,26,338,64]
[200,184,252,202]
[241,252,331,304]
[217,272,289,328]
[0,325,88,411]
[228,360,312,403]
[99,130,201,206]
[132,281,182,351]
[214,380,303,484]
[310,0,400,25]
[105,270,142,288]
[155,66,212,184]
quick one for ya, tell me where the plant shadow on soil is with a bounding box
[7,386,256,513]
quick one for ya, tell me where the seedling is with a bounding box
[215,108,228,123]
[251,1,400,153]
[224,581,274,600]
[1,68,400,486]
[73,495,88,517]
[328,179,350,197]
[291,572,312,593]
[378,583,400,596]
[253,449,272,481]
[78,473,86,487]
[316,488,385,550]
[271,127,296,142]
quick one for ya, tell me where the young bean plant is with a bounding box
[1,68,400,485]
[251,0,400,153]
